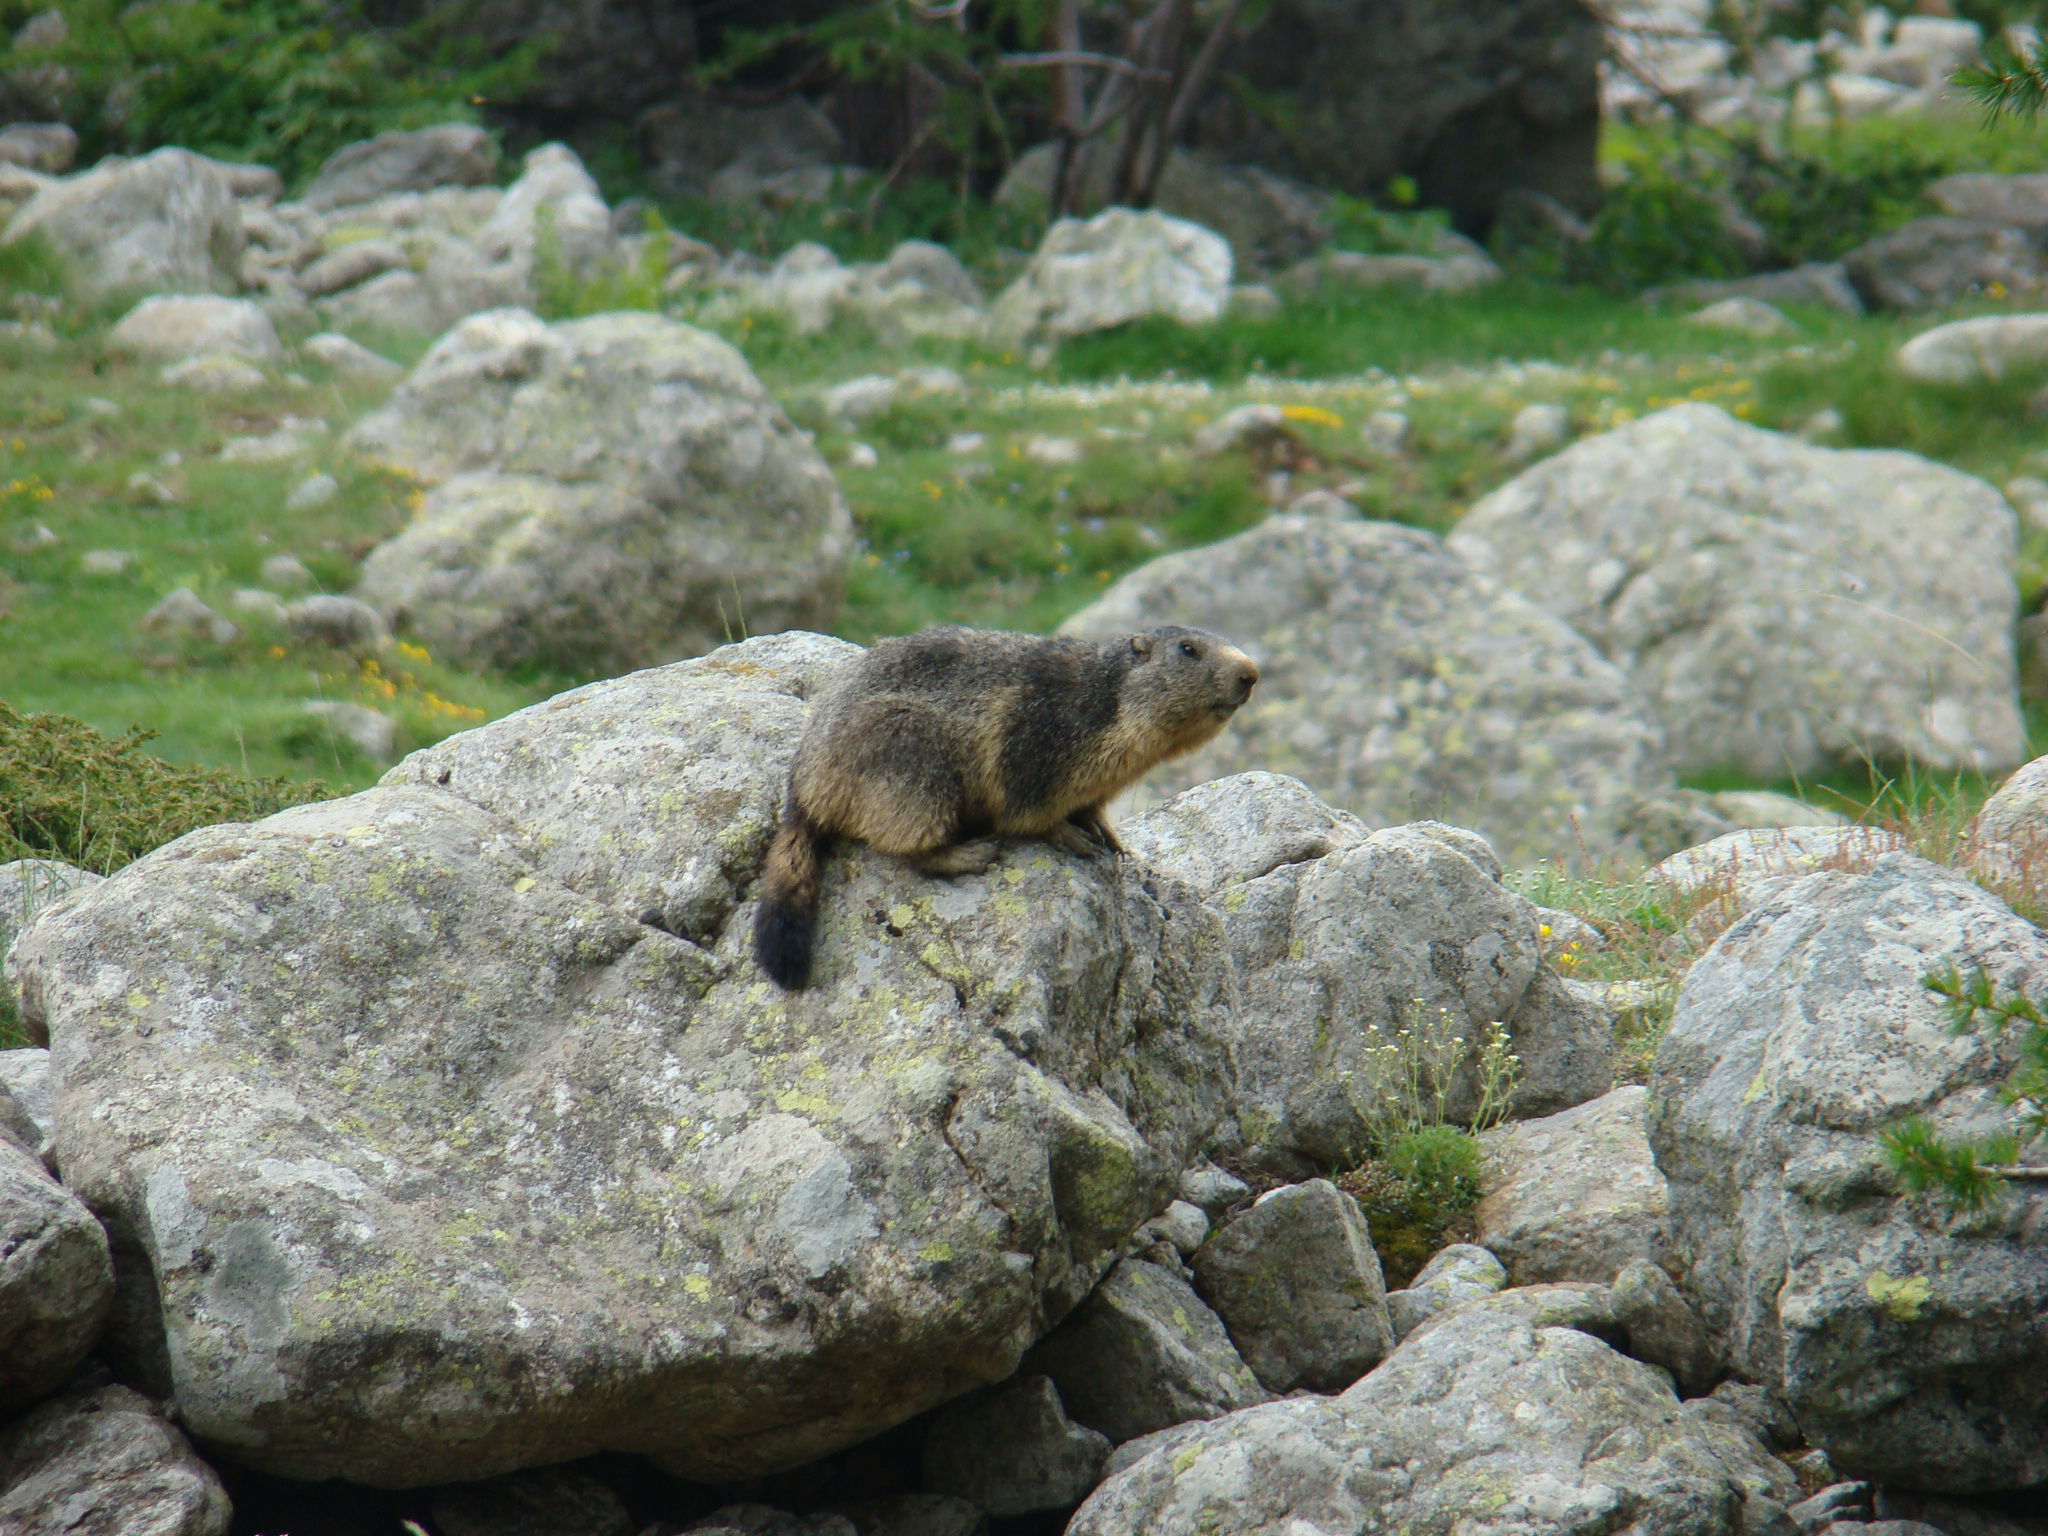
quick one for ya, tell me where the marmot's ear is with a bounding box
[1129,633,1153,658]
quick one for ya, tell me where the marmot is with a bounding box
[752,624,1259,989]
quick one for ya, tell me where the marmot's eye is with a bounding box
[1178,640,1200,659]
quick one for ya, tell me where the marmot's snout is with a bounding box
[1225,652,1259,706]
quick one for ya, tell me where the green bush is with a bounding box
[0,0,539,187]
[0,701,327,875]
[1567,171,1751,291]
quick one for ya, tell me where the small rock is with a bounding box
[136,587,237,645]
[1798,407,1845,441]
[230,589,288,624]
[1191,1178,1394,1393]
[1227,283,1281,319]
[259,554,315,589]
[1689,1380,1801,1453]
[301,123,500,211]
[1788,1482,1876,1533]
[946,432,985,454]
[285,472,341,512]
[1175,1164,1249,1218]
[846,442,879,468]
[77,549,133,576]
[1384,1242,1507,1340]
[298,701,397,763]
[1686,296,1795,336]
[0,1381,231,1535]
[1136,1200,1209,1258]
[298,237,408,299]
[11,524,57,552]
[1503,401,1568,461]
[429,1467,633,1536]
[159,354,267,393]
[896,365,966,398]
[4,148,245,299]
[1025,434,1083,465]
[1361,409,1409,456]
[286,593,388,650]
[1647,824,1906,916]
[1611,1258,1717,1395]
[1192,403,1288,457]
[822,374,899,428]
[0,123,75,174]
[80,397,119,417]
[0,1103,113,1413]
[110,294,281,362]
[1027,1258,1270,1443]
[1475,1086,1668,1285]
[921,1375,1110,1517]
[219,419,325,463]
[302,331,403,383]
[990,207,1233,344]
[1897,313,2048,384]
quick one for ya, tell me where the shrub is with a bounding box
[0,700,327,875]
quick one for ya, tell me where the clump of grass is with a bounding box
[0,701,328,875]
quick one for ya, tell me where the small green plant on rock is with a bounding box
[1332,1000,1521,1285]
[1880,965,2048,1214]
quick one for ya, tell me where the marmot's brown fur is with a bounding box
[752,624,1259,988]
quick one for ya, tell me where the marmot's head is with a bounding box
[1121,625,1259,756]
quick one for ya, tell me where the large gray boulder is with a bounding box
[1475,1085,1669,1285]
[350,308,852,675]
[1451,403,2024,780]
[1025,1258,1269,1445]
[1063,511,1672,866]
[7,632,1237,1487]
[2,147,244,298]
[1124,775,1615,1174]
[1650,852,2048,1491]
[1843,217,2048,311]
[989,208,1232,346]
[1067,1293,1801,1536]
[300,123,500,211]
[1189,1178,1393,1393]
[0,1126,113,1414]
[473,143,618,288]
[0,1381,231,1536]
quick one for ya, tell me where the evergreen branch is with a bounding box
[1955,38,2048,122]
[1880,1117,2014,1215]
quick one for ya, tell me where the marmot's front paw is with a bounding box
[913,838,1001,877]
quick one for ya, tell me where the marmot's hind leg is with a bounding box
[1066,803,1125,854]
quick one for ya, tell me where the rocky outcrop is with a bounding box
[2,147,244,298]
[350,308,852,674]
[1452,403,2025,780]
[1122,775,1615,1173]
[989,209,1233,346]
[0,1381,231,1536]
[697,241,983,341]
[1063,510,1672,866]
[1650,853,2048,1491]
[1475,1086,1669,1286]
[9,632,1237,1487]
[1845,218,2048,311]
[1382,1242,1506,1339]
[1067,1291,1802,1535]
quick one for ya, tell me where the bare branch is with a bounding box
[1002,50,1172,81]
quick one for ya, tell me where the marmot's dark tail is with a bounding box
[754,808,823,989]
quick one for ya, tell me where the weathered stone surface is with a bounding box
[3,148,244,298]
[0,1127,113,1414]
[1648,262,1865,316]
[301,331,402,382]
[2,860,99,979]
[1067,1294,1801,1536]
[1135,1200,1208,1259]
[350,308,852,674]
[1650,852,2048,1491]
[159,354,266,393]
[1612,1258,1717,1396]
[1175,1164,1249,1219]
[300,123,500,211]
[109,295,281,361]
[1844,218,2048,311]
[1476,1086,1668,1287]
[0,1381,230,1536]
[839,1493,989,1536]
[1926,172,2048,229]
[1126,776,1613,1173]
[285,593,388,651]
[474,143,617,287]
[1064,514,1671,865]
[1190,1178,1393,1393]
[429,1467,632,1536]
[1452,403,2024,780]
[10,633,1237,1486]
[1688,296,1794,337]
[1898,314,2048,385]
[0,122,74,173]
[990,209,1232,345]
[1649,825,1907,916]
[314,268,442,335]
[1026,1259,1269,1445]
[296,237,407,299]
[921,1374,1110,1517]
[1969,750,2048,887]
[1383,1241,1505,1339]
